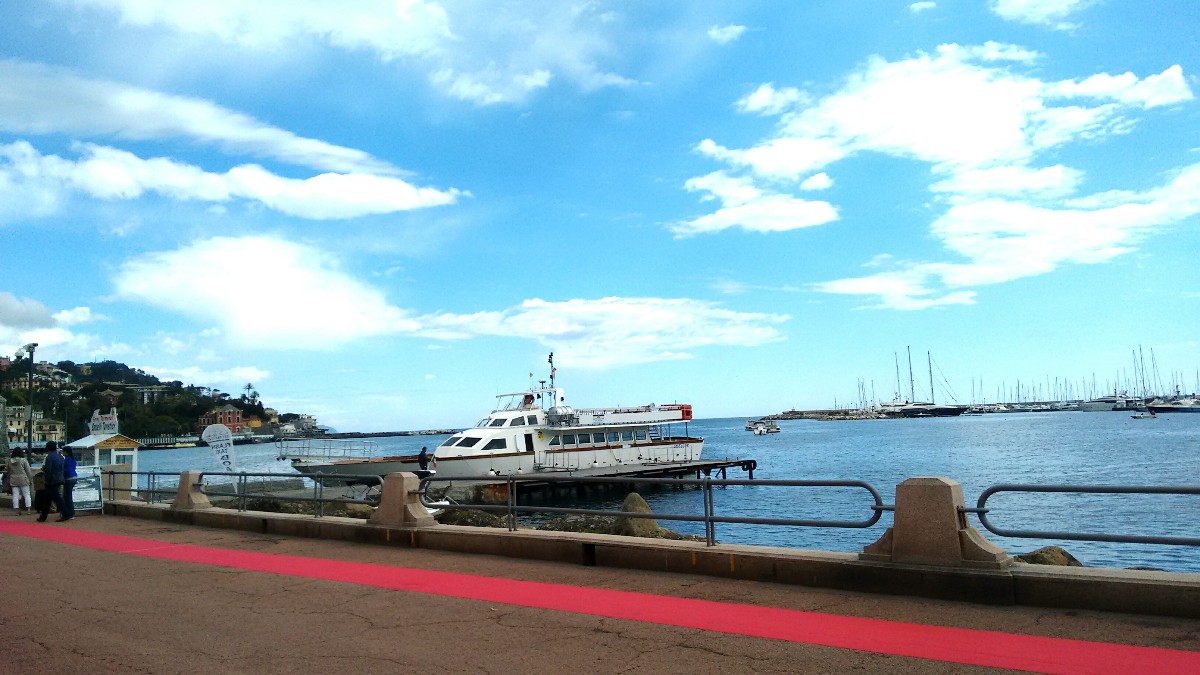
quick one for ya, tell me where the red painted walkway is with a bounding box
[2,519,1196,674]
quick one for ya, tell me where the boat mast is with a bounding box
[894,352,901,401]
[906,346,915,403]
[927,351,935,405]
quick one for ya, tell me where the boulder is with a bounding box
[609,493,705,542]
[1016,546,1083,567]
[536,515,616,534]
[435,508,507,528]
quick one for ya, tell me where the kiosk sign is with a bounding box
[88,408,120,435]
[202,424,237,472]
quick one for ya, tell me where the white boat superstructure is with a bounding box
[287,356,703,482]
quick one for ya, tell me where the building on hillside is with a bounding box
[4,405,42,447]
[198,405,245,434]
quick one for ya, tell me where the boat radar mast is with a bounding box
[548,352,557,389]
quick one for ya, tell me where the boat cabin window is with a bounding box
[635,430,647,441]
[489,418,506,427]
[621,431,633,441]
[592,432,605,444]
[549,435,561,446]
[526,415,538,425]
[482,438,506,451]
[456,437,481,447]
[476,419,489,427]
[508,417,524,426]
[607,432,619,443]
[562,434,576,445]
[440,435,462,447]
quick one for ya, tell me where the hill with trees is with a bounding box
[2,358,279,440]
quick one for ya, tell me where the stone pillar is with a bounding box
[368,472,435,528]
[862,477,1010,568]
[100,464,134,502]
[170,470,212,510]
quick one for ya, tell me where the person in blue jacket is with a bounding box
[62,446,78,520]
[37,441,71,522]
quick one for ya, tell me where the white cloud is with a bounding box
[70,0,637,105]
[737,83,807,116]
[689,41,1196,308]
[114,236,790,365]
[708,24,747,45]
[0,292,56,329]
[0,60,397,174]
[800,172,833,191]
[674,171,838,236]
[140,365,272,389]
[420,297,789,368]
[990,0,1092,29]
[909,2,936,13]
[1047,65,1193,109]
[821,161,1200,308]
[0,141,462,220]
[930,165,1082,199]
[114,236,422,349]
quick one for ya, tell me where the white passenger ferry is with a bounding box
[285,356,703,482]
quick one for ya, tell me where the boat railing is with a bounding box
[274,437,375,462]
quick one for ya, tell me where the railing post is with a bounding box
[170,470,212,511]
[861,477,1010,568]
[367,472,435,528]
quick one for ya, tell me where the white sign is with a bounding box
[88,408,119,435]
[202,424,237,472]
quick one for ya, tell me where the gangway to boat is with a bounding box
[275,437,375,463]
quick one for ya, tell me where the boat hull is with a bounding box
[292,438,705,482]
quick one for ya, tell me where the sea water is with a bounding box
[136,411,1200,572]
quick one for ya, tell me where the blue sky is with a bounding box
[2,1,1198,430]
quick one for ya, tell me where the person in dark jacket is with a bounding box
[37,441,71,522]
[417,446,429,471]
[62,446,78,520]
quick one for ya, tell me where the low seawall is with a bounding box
[99,472,1200,619]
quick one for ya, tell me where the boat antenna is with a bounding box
[548,352,556,389]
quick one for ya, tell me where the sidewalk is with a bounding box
[1,513,1197,673]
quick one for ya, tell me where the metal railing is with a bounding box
[101,470,181,504]
[421,474,889,546]
[965,483,1200,546]
[101,470,382,517]
[197,471,383,516]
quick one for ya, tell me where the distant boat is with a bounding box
[1131,411,1157,420]
[746,419,780,434]
[1146,397,1200,414]
[878,400,967,418]
[1079,392,1143,412]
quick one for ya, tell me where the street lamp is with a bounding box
[16,342,37,452]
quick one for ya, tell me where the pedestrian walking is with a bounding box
[6,449,35,515]
[37,441,70,522]
[62,446,78,520]
[418,446,430,471]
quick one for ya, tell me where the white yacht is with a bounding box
[285,356,703,482]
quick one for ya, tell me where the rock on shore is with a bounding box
[1016,546,1083,566]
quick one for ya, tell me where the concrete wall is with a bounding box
[91,472,1200,619]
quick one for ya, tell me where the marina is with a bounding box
[135,409,1200,574]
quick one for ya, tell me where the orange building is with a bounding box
[198,405,244,433]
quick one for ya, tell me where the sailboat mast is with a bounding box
[894,352,901,400]
[927,351,935,405]
[907,346,915,403]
